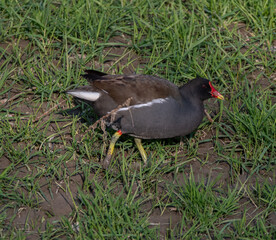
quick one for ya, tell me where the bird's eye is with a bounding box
[202,84,207,88]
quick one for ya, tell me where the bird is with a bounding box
[67,69,224,168]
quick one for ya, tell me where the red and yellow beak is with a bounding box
[209,82,224,100]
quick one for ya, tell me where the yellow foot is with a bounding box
[102,130,122,169]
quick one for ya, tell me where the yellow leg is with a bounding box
[134,138,148,164]
[103,130,122,168]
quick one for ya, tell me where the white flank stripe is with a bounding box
[67,91,101,101]
[118,98,168,112]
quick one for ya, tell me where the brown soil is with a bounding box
[1,30,275,239]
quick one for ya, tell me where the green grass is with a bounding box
[0,0,275,239]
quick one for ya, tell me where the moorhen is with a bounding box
[67,70,224,167]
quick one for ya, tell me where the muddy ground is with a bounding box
[1,29,275,239]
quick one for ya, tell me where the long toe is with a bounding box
[102,155,112,169]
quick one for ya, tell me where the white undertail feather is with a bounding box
[67,91,101,101]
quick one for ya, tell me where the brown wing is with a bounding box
[84,73,180,105]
